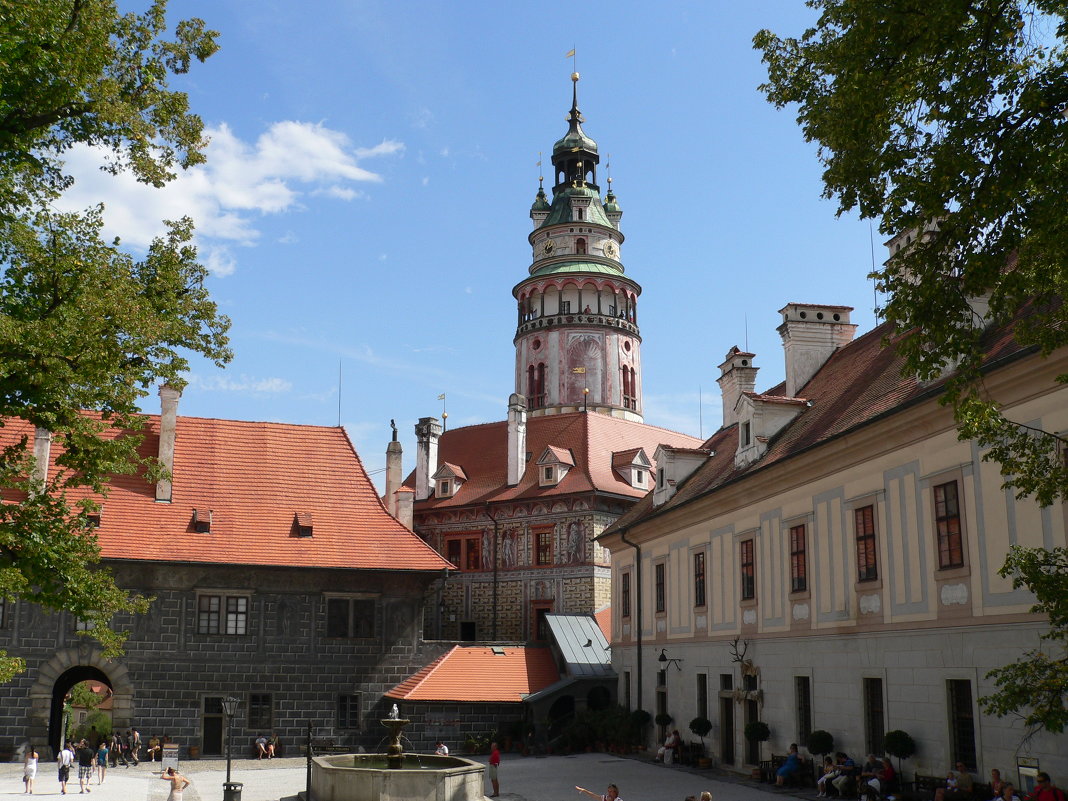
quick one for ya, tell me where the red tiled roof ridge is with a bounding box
[385,645,457,699]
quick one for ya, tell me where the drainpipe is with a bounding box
[619,527,643,720]
[485,504,501,640]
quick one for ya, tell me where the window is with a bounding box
[697,673,708,720]
[75,616,93,632]
[863,678,885,756]
[576,237,587,254]
[197,594,249,635]
[543,466,554,481]
[855,505,878,581]
[624,671,631,711]
[657,467,664,488]
[790,525,807,592]
[795,677,812,747]
[655,562,666,613]
[634,470,644,485]
[444,535,482,571]
[248,693,272,730]
[621,572,631,618]
[742,421,751,446]
[693,551,706,607]
[948,679,977,770]
[535,528,553,565]
[338,693,361,729]
[560,300,572,314]
[326,597,375,638]
[438,479,451,496]
[740,539,755,601]
[934,481,964,568]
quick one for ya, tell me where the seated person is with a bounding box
[860,758,897,801]
[817,756,837,797]
[832,753,858,797]
[990,770,1005,800]
[435,741,449,756]
[996,784,1021,801]
[935,763,975,801]
[146,736,161,762]
[777,744,802,786]
[267,733,280,758]
[656,730,680,764]
[255,734,269,759]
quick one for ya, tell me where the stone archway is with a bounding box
[27,648,133,758]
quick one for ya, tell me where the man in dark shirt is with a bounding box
[76,740,95,793]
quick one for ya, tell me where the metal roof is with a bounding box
[545,613,612,678]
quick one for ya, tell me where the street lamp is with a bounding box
[222,696,241,801]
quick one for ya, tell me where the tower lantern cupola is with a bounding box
[552,73,599,193]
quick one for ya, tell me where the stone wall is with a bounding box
[395,701,524,755]
[0,562,448,759]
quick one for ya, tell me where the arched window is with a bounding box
[576,238,587,255]
[528,365,536,400]
[536,363,546,408]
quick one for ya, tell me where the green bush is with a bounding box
[72,711,112,743]
[744,720,770,743]
[884,730,916,761]
[689,717,713,740]
[806,729,834,756]
[654,712,673,727]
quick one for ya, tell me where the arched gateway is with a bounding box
[27,648,133,757]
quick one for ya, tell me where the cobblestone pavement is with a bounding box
[0,752,809,801]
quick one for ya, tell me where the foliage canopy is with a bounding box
[0,0,230,681]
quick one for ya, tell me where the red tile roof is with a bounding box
[594,606,612,642]
[2,415,454,572]
[385,645,560,702]
[407,412,703,508]
[606,313,1040,532]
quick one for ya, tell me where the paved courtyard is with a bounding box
[0,753,792,801]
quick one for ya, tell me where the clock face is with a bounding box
[542,239,556,256]
[602,240,618,259]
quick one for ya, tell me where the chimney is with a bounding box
[394,487,414,530]
[778,304,857,397]
[507,393,528,486]
[716,347,758,428]
[414,417,442,501]
[384,420,403,518]
[31,427,52,494]
[156,384,181,502]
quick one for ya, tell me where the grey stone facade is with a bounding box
[396,701,524,755]
[0,561,450,759]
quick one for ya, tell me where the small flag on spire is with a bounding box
[565,48,576,58]
[437,393,446,401]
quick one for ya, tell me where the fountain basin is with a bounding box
[311,753,486,801]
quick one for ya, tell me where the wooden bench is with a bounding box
[306,738,349,756]
[764,754,813,786]
[904,775,949,801]
[679,741,704,767]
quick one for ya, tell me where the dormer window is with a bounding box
[742,420,752,446]
[193,508,212,533]
[294,512,313,537]
[432,462,466,498]
[537,445,575,487]
[613,447,652,490]
[635,470,645,486]
[576,237,587,255]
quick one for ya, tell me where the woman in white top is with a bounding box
[23,745,38,794]
[577,784,621,801]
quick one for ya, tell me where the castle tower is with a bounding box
[513,73,643,421]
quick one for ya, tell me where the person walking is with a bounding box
[23,744,38,794]
[1025,773,1066,801]
[95,742,107,785]
[76,740,94,793]
[488,741,501,798]
[129,729,141,765]
[58,742,74,795]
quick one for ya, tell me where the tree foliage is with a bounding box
[755,0,1068,507]
[979,546,1068,736]
[0,0,231,681]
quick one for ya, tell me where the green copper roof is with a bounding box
[529,260,625,278]
[603,190,622,215]
[553,128,598,156]
[530,186,550,212]
[539,187,613,228]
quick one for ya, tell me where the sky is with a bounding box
[71,1,884,491]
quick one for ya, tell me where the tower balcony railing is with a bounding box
[516,312,639,337]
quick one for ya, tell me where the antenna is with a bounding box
[744,313,749,352]
[699,385,703,440]
[337,359,342,427]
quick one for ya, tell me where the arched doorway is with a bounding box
[27,648,133,758]
[547,695,575,741]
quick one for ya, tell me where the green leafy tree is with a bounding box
[754,1,1068,508]
[979,546,1068,738]
[0,0,231,681]
[754,0,1068,740]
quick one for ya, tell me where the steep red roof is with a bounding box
[2,415,454,572]
[385,645,559,702]
[406,412,703,508]
[594,606,612,641]
[606,313,1040,532]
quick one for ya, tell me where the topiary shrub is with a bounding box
[744,720,770,743]
[654,712,674,728]
[806,729,834,757]
[884,729,916,774]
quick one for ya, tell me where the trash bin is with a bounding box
[223,781,243,801]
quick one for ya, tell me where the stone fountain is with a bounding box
[309,712,486,801]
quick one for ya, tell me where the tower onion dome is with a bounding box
[551,73,599,193]
[603,188,621,216]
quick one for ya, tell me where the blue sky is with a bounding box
[78,1,882,490]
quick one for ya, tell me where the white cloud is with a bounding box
[187,374,293,394]
[421,176,430,186]
[203,246,237,277]
[56,121,405,273]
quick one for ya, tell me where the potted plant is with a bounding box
[883,730,916,777]
[744,720,771,775]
